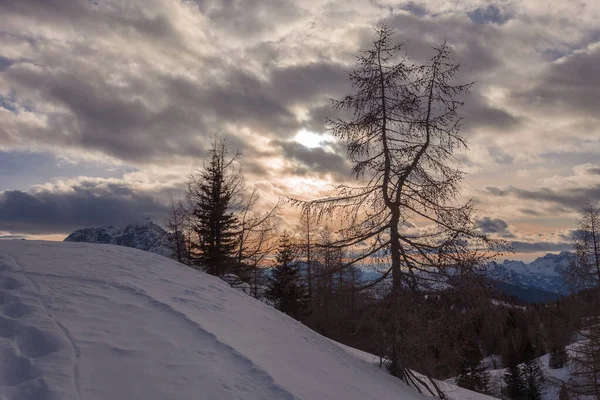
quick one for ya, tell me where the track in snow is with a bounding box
[0,255,76,400]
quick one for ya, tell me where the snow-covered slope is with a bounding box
[64,219,173,258]
[475,341,583,400]
[0,240,460,400]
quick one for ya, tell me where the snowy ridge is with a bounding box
[490,252,573,295]
[64,219,173,258]
[0,240,492,400]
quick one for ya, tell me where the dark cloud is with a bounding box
[485,185,600,211]
[380,12,523,136]
[0,182,168,234]
[193,0,304,38]
[510,240,572,253]
[274,140,349,177]
[400,2,428,18]
[270,62,349,106]
[487,146,514,165]
[468,5,511,25]
[0,56,14,71]
[519,208,545,216]
[3,47,352,164]
[512,45,600,117]
[463,101,521,135]
[585,166,600,175]
[0,0,183,46]
[0,95,17,113]
[477,217,510,234]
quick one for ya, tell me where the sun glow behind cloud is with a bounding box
[293,129,333,149]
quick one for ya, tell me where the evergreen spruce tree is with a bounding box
[187,139,241,276]
[265,232,308,320]
[570,323,600,399]
[549,345,569,369]
[456,340,490,395]
[521,342,545,400]
[558,382,569,400]
[522,360,544,400]
[504,364,525,400]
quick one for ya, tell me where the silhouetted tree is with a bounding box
[559,382,570,400]
[504,364,525,399]
[549,345,569,369]
[265,232,308,320]
[456,339,490,395]
[166,198,191,265]
[570,323,600,399]
[187,138,241,276]
[521,342,544,400]
[291,25,505,395]
[298,208,315,304]
[564,201,600,291]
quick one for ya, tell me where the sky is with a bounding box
[1,0,599,261]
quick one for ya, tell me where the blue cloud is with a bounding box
[0,183,168,235]
[0,151,135,191]
[468,5,511,25]
[0,56,14,71]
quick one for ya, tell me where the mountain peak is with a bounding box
[64,221,173,258]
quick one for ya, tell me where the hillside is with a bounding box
[0,240,490,400]
[62,220,574,303]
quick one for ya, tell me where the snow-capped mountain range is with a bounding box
[489,251,574,295]
[63,221,575,300]
[64,219,174,258]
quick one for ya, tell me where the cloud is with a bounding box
[477,217,510,234]
[0,179,169,235]
[468,5,511,25]
[484,164,600,212]
[2,0,600,257]
[512,43,600,118]
[274,140,350,178]
[485,185,600,211]
[509,240,572,253]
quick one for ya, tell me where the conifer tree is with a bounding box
[522,359,544,400]
[549,345,568,369]
[504,364,525,400]
[570,323,600,399]
[456,340,490,395]
[559,382,569,400]
[265,232,308,320]
[521,342,545,400]
[187,138,242,276]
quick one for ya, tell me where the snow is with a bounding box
[331,341,498,400]
[64,219,174,258]
[0,240,459,400]
[489,252,574,295]
[478,341,587,400]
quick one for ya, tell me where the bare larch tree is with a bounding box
[564,200,600,291]
[292,25,504,396]
[165,198,191,265]
[562,200,600,398]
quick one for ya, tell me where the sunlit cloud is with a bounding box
[0,0,599,259]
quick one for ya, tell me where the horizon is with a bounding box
[9,217,575,263]
[1,1,598,264]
